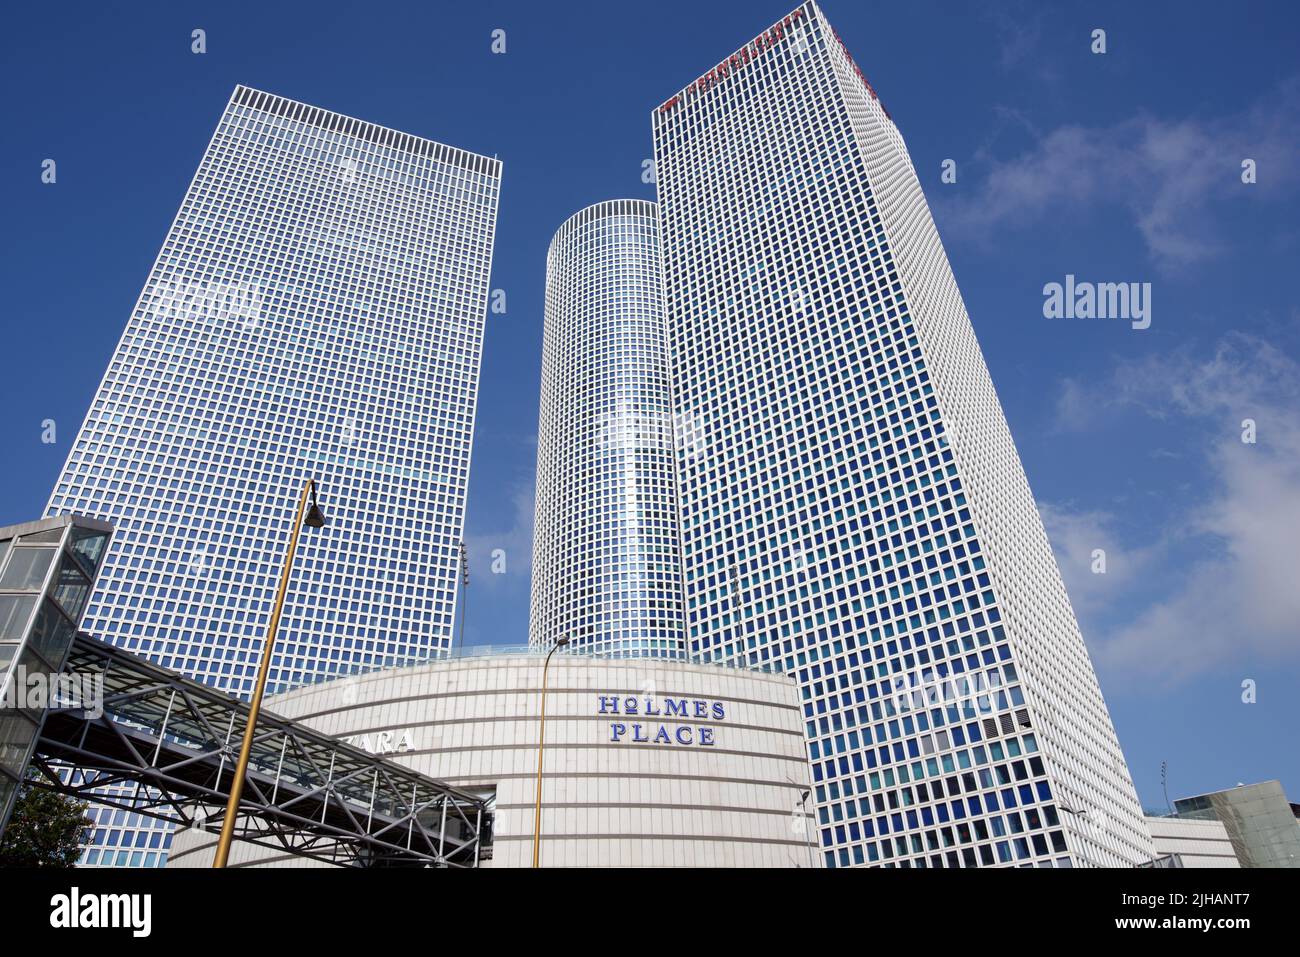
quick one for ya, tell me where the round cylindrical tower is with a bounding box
[529,200,684,659]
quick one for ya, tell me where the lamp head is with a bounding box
[304,480,327,528]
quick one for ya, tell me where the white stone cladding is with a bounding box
[1146,817,1240,868]
[167,653,816,867]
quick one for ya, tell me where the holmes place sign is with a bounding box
[597,694,726,747]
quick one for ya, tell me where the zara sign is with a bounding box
[597,694,726,747]
[342,728,416,755]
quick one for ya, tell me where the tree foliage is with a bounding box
[0,783,92,868]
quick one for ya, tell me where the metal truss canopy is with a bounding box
[30,633,491,867]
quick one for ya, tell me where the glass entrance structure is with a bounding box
[0,514,112,833]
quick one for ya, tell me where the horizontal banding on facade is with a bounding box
[168,653,816,868]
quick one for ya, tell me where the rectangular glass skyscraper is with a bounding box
[652,3,1153,867]
[45,85,500,865]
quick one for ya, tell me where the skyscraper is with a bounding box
[651,2,1152,867]
[530,200,685,659]
[45,85,501,865]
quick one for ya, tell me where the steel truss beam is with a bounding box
[29,634,491,867]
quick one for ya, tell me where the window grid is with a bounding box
[46,85,501,865]
[531,200,686,660]
[651,1,1152,869]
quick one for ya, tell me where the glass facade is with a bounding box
[652,2,1152,867]
[1174,781,1300,868]
[44,85,501,865]
[0,516,112,833]
[531,200,686,659]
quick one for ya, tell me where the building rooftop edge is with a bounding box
[267,644,791,698]
[0,513,113,539]
[230,84,502,175]
[550,197,657,235]
[650,1,818,117]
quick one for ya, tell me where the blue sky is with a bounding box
[2,1,1297,813]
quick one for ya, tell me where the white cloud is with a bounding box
[983,4,1045,72]
[1038,503,1164,618]
[1101,429,1300,683]
[1045,335,1300,683]
[938,78,1300,272]
[465,478,535,592]
[1053,332,1300,430]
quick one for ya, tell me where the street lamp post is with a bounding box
[457,540,468,651]
[531,637,570,868]
[797,788,817,869]
[213,478,326,868]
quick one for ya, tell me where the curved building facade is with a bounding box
[167,650,816,867]
[530,200,685,660]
